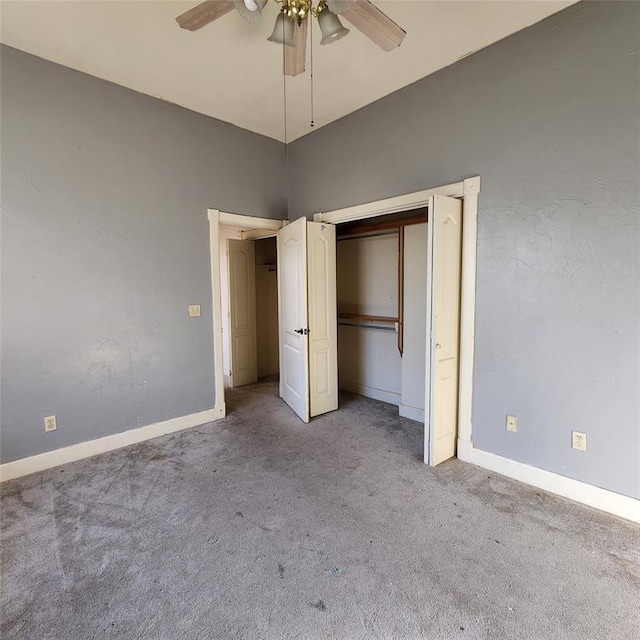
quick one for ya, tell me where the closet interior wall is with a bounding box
[254,237,279,379]
[337,232,402,405]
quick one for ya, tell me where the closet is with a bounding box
[336,209,428,422]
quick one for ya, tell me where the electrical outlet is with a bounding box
[572,431,587,452]
[188,304,201,317]
[44,415,57,432]
[506,415,518,432]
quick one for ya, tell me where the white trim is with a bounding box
[316,176,480,459]
[457,440,640,523]
[340,381,401,406]
[210,210,286,231]
[313,180,465,225]
[0,407,225,483]
[208,210,227,415]
[458,177,480,443]
[399,405,425,423]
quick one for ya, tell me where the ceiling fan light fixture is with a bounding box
[318,6,349,45]
[267,12,296,47]
[234,0,269,24]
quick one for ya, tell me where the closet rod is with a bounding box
[338,321,397,332]
[337,230,398,242]
[336,215,426,240]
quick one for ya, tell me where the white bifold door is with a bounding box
[425,195,463,466]
[228,239,258,387]
[277,217,338,422]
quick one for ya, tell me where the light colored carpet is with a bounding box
[2,382,639,639]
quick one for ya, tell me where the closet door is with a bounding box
[277,218,338,422]
[228,239,258,387]
[307,222,338,417]
[426,195,463,465]
[278,218,311,422]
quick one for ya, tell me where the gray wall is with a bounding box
[287,2,640,499]
[1,45,286,463]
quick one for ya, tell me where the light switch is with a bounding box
[188,304,201,317]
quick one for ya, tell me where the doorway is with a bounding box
[222,233,279,389]
[335,208,429,421]
[210,213,286,392]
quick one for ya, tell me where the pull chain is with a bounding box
[310,14,315,128]
[283,34,288,146]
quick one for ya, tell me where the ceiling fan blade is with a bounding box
[338,0,406,51]
[326,1,357,14]
[176,0,235,31]
[284,19,308,77]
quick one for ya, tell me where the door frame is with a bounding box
[208,210,287,414]
[313,176,481,457]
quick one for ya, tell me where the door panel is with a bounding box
[426,195,463,465]
[307,222,338,417]
[228,239,257,387]
[277,218,310,422]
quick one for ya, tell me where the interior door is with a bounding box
[278,217,310,421]
[425,195,463,465]
[277,218,338,422]
[228,239,257,387]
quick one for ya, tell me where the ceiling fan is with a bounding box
[176,0,406,77]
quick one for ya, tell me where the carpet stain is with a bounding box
[2,383,639,640]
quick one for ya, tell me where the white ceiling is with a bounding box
[1,0,576,142]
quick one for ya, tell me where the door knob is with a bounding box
[294,328,310,335]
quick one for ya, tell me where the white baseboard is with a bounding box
[399,404,425,422]
[457,439,640,523]
[340,381,400,406]
[0,404,226,483]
